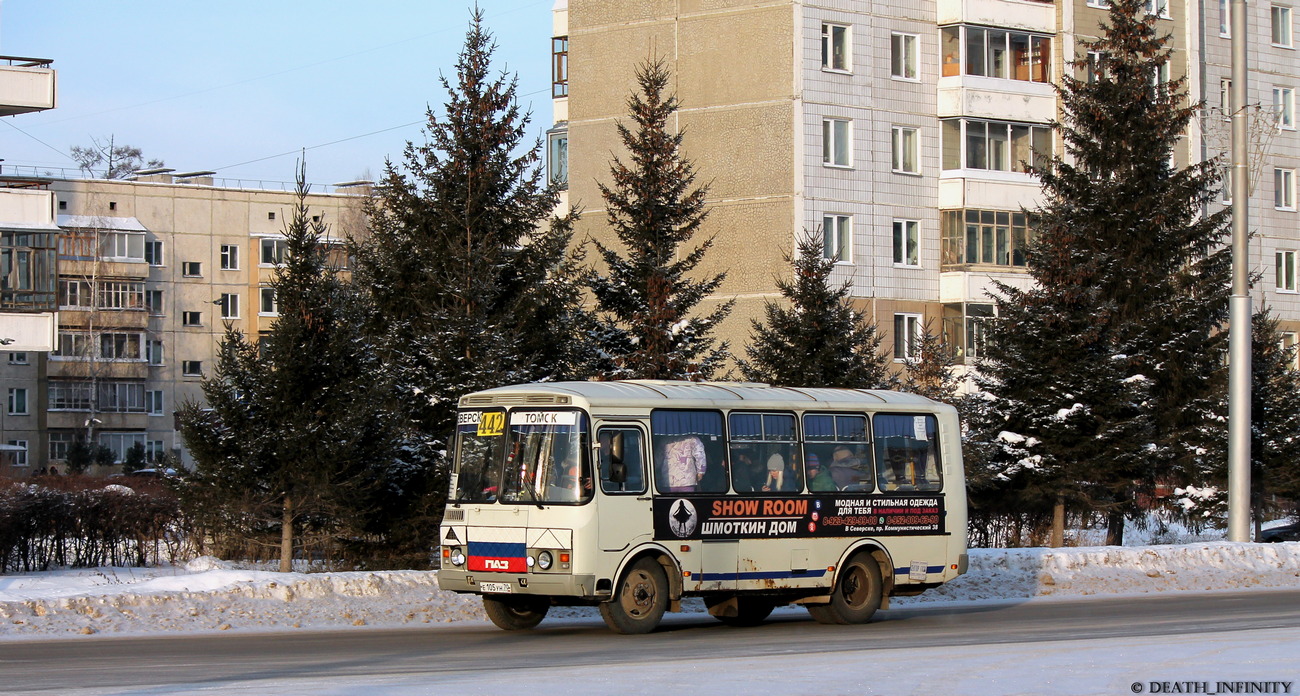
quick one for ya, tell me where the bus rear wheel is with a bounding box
[807,553,883,625]
[483,595,550,631]
[600,557,669,634]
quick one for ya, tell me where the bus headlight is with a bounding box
[450,550,466,567]
[537,551,554,570]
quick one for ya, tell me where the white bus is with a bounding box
[437,380,968,634]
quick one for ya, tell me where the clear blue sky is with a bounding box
[0,0,556,187]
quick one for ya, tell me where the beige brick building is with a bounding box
[547,0,1300,374]
[1,173,366,476]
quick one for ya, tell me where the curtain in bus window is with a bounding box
[872,414,943,492]
[652,410,726,494]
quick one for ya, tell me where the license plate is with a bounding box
[479,582,513,594]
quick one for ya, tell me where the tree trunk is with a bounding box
[279,496,294,573]
[1105,509,1125,546]
[1050,496,1065,548]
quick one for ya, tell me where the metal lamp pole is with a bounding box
[1227,0,1252,542]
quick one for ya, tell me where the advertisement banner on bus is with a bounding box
[653,495,945,540]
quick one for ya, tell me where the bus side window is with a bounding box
[651,410,727,494]
[873,414,943,492]
[598,428,646,494]
[803,413,872,492]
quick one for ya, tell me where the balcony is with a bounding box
[937,0,1056,34]
[0,56,56,116]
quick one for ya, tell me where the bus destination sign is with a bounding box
[653,495,945,540]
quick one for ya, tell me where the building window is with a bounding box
[147,440,165,461]
[145,289,163,315]
[1275,87,1296,128]
[182,311,202,327]
[822,23,850,72]
[49,432,72,461]
[219,293,240,319]
[547,126,568,189]
[552,36,569,97]
[1220,78,1233,113]
[53,331,90,360]
[99,382,146,413]
[47,381,92,410]
[1222,165,1233,204]
[1273,5,1293,47]
[1147,0,1170,18]
[99,332,143,361]
[220,244,240,270]
[942,118,1052,172]
[1276,168,1296,210]
[892,126,919,174]
[941,209,1032,268]
[822,118,852,168]
[7,387,28,415]
[1278,251,1297,291]
[894,313,923,361]
[7,440,28,468]
[146,390,164,416]
[59,280,145,311]
[1282,332,1300,370]
[1087,0,1110,7]
[144,240,164,266]
[182,360,203,377]
[182,261,202,277]
[891,33,918,80]
[147,339,164,366]
[1220,0,1232,36]
[822,214,852,263]
[260,287,279,316]
[1086,51,1109,83]
[893,220,920,267]
[942,303,996,364]
[260,238,286,266]
[941,25,1051,82]
[7,352,28,365]
[99,432,145,464]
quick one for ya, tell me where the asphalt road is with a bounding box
[3,590,1298,693]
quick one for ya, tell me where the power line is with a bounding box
[1,119,77,162]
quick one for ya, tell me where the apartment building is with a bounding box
[549,0,1299,372]
[0,173,366,476]
[1,54,59,476]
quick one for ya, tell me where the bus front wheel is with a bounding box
[483,595,550,631]
[600,557,669,634]
[807,553,883,625]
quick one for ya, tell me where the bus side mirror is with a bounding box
[609,433,627,484]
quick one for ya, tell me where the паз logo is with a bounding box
[668,499,698,538]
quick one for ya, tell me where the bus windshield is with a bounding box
[452,409,508,503]
[499,410,591,505]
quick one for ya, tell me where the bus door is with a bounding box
[596,424,652,552]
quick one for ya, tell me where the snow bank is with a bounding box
[1,543,1298,640]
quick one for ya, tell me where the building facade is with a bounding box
[1,174,366,476]
[550,0,1300,373]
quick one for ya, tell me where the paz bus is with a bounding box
[436,380,968,634]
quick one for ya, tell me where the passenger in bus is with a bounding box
[549,455,592,501]
[662,435,708,492]
[829,446,866,490]
[806,453,837,492]
[731,447,763,493]
[762,453,784,492]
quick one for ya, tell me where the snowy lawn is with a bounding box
[2,541,1299,640]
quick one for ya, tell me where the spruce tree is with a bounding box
[585,58,733,381]
[898,322,964,405]
[350,10,591,521]
[975,0,1230,545]
[178,164,402,572]
[739,232,890,388]
[1248,310,1300,535]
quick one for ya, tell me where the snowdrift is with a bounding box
[1,542,1297,639]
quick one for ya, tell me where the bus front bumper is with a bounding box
[437,569,599,599]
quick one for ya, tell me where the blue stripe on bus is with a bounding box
[468,541,526,558]
[893,565,946,576]
[697,569,829,582]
